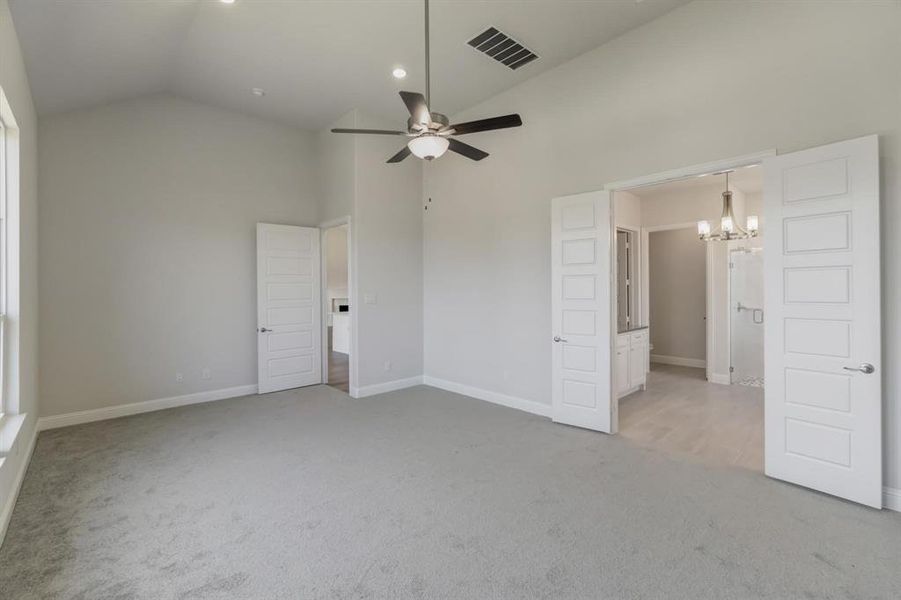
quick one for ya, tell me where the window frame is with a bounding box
[0,90,11,421]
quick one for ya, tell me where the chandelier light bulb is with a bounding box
[697,220,711,237]
[721,215,734,234]
[747,215,759,233]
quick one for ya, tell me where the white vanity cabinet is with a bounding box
[331,313,350,354]
[616,328,648,398]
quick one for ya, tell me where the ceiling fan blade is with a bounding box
[447,114,522,136]
[386,146,412,163]
[399,91,430,125]
[331,128,407,136]
[448,138,489,161]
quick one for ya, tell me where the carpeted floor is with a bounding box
[1,384,899,599]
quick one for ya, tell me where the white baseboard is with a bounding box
[0,419,38,547]
[37,384,258,431]
[352,376,423,399]
[650,354,706,369]
[884,486,901,512]
[422,376,552,418]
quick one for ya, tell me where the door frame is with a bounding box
[604,149,776,431]
[615,226,640,334]
[319,215,358,396]
[639,222,713,375]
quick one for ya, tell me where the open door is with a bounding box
[257,223,322,394]
[764,135,881,507]
[551,191,614,433]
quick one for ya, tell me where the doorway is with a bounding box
[551,137,882,507]
[321,221,352,393]
[612,167,765,471]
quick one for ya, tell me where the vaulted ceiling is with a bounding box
[9,0,688,130]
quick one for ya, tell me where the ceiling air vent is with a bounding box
[467,27,539,70]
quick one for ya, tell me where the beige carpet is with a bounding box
[1,384,899,599]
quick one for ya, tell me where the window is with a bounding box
[0,88,13,420]
[0,114,6,420]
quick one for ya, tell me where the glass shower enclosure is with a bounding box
[730,247,764,387]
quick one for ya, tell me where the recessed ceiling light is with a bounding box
[392,67,407,80]
[251,88,266,97]
[220,0,236,4]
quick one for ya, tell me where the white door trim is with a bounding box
[604,150,776,192]
[319,215,358,396]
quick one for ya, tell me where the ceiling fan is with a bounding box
[331,0,523,163]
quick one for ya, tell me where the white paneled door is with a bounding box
[257,224,322,394]
[764,136,881,507]
[551,191,614,433]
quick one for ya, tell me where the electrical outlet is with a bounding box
[384,360,392,372]
[201,368,211,380]
[175,372,184,383]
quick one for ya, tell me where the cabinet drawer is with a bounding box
[616,334,630,349]
[630,330,648,345]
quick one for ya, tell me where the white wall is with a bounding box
[317,111,424,393]
[423,1,901,490]
[648,228,706,362]
[38,94,319,417]
[317,111,355,225]
[614,189,641,230]
[0,0,40,538]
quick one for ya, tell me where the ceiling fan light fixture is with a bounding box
[408,134,449,160]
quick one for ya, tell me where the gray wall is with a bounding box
[422,1,901,489]
[38,94,319,416]
[353,112,423,389]
[316,110,423,392]
[648,228,706,362]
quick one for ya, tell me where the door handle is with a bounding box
[553,336,568,343]
[843,363,875,374]
[259,327,272,333]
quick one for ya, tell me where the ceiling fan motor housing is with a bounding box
[407,112,450,133]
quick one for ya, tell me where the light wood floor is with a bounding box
[327,326,349,393]
[619,363,763,471]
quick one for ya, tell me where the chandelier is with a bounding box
[697,171,759,242]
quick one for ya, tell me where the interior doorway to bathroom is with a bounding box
[612,165,765,472]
